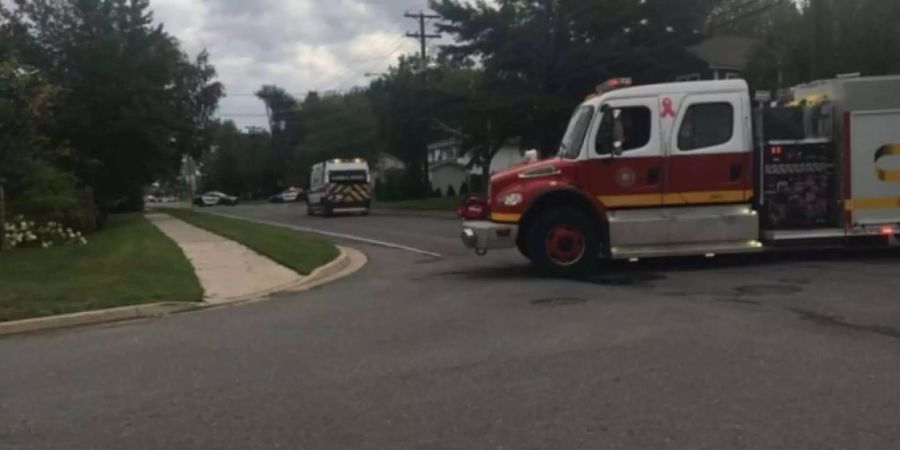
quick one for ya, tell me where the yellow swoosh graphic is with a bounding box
[875,144,900,182]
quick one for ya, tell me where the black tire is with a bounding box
[361,209,370,217]
[526,207,599,278]
[517,240,531,260]
[306,201,314,216]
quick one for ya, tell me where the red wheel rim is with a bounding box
[545,225,586,266]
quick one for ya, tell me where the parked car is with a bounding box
[193,191,239,207]
[145,195,159,204]
[269,187,304,203]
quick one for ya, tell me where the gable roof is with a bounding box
[687,36,759,71]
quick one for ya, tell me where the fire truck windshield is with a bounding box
[558,105,594,159]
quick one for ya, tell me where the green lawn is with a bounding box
[162,209,339,275]
[375,196,470,211]
[0,214,202,322]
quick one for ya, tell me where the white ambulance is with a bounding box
[307,159,372,217]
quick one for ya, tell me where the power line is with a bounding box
[318,34,409,92]
[220,1,785,130]
[334,38,416,91]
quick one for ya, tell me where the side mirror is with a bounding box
[524,149,539,162]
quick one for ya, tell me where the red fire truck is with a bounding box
[459,75,900,276]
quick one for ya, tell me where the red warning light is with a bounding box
[880,225,894,235]
[770,146,783,156]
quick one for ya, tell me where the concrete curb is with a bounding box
[200,245,366,309]
[0,302,202,336]
[0,246,366,337]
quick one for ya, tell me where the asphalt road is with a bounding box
[2,203,900,450]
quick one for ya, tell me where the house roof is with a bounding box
[687,36,759,71]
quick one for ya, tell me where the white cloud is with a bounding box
[150,0,432,129]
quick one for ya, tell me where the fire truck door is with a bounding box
[585,97,663,209]
[665,92,753,205]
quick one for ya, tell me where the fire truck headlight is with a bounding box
[500,192,523,207]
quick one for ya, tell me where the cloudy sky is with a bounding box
[150,0,451,129]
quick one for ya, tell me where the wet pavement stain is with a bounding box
[587,272,666,286]
[778,277,812,285]
[791,308,900,340]
[735,284,803,296]
[717,298,763,306]
[530,297,588,307]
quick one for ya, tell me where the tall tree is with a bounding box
[367,56,434,196]
[1,0,224,210]
[430,0,723,155]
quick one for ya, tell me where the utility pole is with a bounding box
[404,10,441,194]
[405,10,441,71]
[811,0,834,79]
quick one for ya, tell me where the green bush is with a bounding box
[376,168,431,201]
[4,159,96,232]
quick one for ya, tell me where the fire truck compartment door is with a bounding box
[607,204,760,258]
[848,109,900,225]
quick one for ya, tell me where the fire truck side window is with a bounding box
[596,106,652,154]
[678,102,734,151]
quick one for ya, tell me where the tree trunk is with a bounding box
[0,184,6,252]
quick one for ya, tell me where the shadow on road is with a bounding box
[434,246,900,285]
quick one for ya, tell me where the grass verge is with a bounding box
[375,196,469,211]
[162,209,339,276]
[0,214,202,322]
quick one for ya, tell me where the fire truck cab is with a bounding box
[460,76,900,276]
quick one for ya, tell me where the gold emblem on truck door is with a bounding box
[616,167,637,187]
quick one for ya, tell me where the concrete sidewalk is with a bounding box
[147,214,302,304]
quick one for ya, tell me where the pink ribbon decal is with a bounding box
[661,97,676,118]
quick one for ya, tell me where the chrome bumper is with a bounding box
[460,221,518,255]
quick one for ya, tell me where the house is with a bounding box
[427,138,526,196]
[372,153,406,182]
[676,36,759,82]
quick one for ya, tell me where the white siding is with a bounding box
[430,165,468,196]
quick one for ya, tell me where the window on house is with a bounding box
[677,102,734,151]
[596,106,652,154]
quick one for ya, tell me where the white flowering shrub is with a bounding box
[2,216,88,249]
